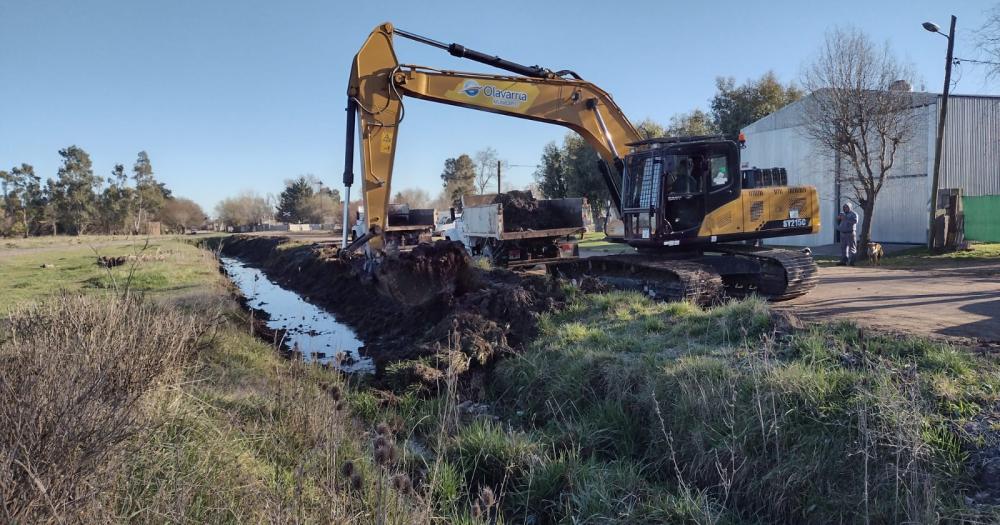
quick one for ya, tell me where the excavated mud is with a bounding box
[213,237,564,390]
[497,190,575,232]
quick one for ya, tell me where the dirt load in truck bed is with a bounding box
[496,190,577,232]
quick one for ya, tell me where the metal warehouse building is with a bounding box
[741,92,1000,247]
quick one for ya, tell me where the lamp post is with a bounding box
[923,15,956,250]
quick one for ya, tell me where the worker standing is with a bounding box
[837,203,858,266]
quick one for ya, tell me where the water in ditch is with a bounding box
[220,256,374,374]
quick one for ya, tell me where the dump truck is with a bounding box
[449,191,583,267]
[352,204,437,246]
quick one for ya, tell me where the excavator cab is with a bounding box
[621,136,740,247]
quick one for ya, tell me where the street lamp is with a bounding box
[924,15,956,250]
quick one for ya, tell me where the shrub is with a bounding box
[0,294,204,522]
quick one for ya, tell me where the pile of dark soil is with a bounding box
[374,241,479,306]
[212,237,564,390]
[497,190,576,232]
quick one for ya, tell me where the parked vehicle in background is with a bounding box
[352,204,437,246]
[455,192,584,268]
[434,211,461,237]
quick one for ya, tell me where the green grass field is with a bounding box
[577,232,636,254]
[0,235,223,310]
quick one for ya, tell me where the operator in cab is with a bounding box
[672,158,699,194]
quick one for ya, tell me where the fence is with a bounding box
[962,195,1000,242]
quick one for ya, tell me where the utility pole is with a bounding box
[926,15,956,250]
[497,160,501,194]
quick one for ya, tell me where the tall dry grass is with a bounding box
[0,294,205,523]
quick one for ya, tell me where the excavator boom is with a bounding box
[345,22,638,250]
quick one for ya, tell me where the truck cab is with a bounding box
[351,207,367,241]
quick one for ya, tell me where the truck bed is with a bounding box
[462,198,585,240]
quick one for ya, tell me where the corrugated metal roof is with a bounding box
[742,90,939,134]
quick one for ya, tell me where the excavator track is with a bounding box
[547,255,724,305]
[546,247,817,304]
[707,246,819,301]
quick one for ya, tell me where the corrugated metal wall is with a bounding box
[940,97,1000,197]
[858,105,930,244]
[864,176,929,243]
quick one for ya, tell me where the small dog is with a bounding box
[866,242,884,266]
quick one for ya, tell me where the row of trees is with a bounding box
[0,147,205,237]
[626,72,804,141]
[438,147,509,206]
[214,175,344,229]
[214,192,272,228]
[275,175,342,224]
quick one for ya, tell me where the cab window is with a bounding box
[709,155,731,191]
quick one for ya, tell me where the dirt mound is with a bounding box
[214,236,565,391]
[375,241,479,307]
[496,190,575,232]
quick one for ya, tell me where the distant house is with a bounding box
[741,91,1000,246]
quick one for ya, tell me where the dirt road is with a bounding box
[782,262,1000,343]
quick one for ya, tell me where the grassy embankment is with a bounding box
[1,236,428,523]
[3,235,999,523]
[361,287,1000,523]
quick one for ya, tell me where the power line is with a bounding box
[954,56,1000,67]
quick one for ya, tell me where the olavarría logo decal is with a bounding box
[459,79,528,107]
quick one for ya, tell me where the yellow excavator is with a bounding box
[343,22,820,302]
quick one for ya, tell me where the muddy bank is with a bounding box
[208,236,564,389]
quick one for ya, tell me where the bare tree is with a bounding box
[215,191,271,229]
[392,187,432,208]
[977,4,1000,80]
[801,27,919,248]
[473,147,507,194]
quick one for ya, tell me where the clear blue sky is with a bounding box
[1,0,996,214]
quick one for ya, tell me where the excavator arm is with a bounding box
[344,22,641,250]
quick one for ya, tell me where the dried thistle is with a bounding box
[349,472,364,491]
[374,445,390,465]
[392,473,412,493]
[340,460,355,478]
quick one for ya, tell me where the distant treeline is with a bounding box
[1,146,206,237]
